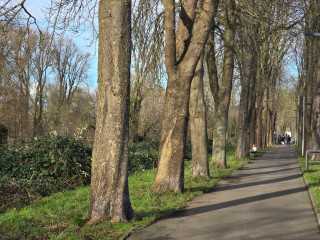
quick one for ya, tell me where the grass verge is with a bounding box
[0,147,270,240]
[294,145,320,214]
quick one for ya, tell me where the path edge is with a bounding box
[294,151,320,227]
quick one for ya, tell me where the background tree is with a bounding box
[0,2,95,140]
[31,32,52,137]
[234,0,303,158]
[206,0,236,168]
[234,5,257,158]
[49,37,91,135]
[151,0,219,193]
[0,26,38,138]
[130,0,165,142]
[302,0,320,154]
[189,55,210,178]
[11,28,36,137]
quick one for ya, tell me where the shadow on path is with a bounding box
[242,162,297,170]
[127,146,320,240]
[235,167,299,178]
[172,187,307,218]
[214,173,302,192]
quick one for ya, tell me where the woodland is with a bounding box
[1,0,320,228]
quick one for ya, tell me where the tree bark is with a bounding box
[256,39,271,149]
[235,33,254,159]
[248,48,258,149]
[313,40,320,149]
[151,0,219,192]
[190,55,209,178]
[32,34,51,137]
[206,0,235,168]
[89,0,136,223]
[249,110,256,148]
[268,76,276,146]
[262,87,269,148]
[33,76,45,137]
[304,38,315,154]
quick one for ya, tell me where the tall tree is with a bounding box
[304,0,320,154]
[313,39,320,148]
[88,0,136,223]
[234,0,302,157]
[235,24,256,159]
[50,37,90,135]
[32,33,51,137]
[189,54,210,178]
[2,27,36,138]
[206,0,236,168]
[151,0,219,192]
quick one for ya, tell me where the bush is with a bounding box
[226,138,237,151]
[184,141,192,161]
[0,137,162,211]
[128,142,158,172]
[0,134,92,212]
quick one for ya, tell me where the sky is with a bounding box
[24,0,98,87]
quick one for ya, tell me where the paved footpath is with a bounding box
[127,145,320,240]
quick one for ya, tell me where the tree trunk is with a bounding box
[129,82,143,142]
[314,40,320,149]
[151,0,219,192]
[256,73,264,149]
[256,104,263,148]
[304,39,315,154]
[89,0,136,223]
[248,50,258,149]
[265,85,273,146]
[235,33,254,159]
[211,106,228,167]
[207,0,235,168]
[33,79,44,137]
[268,74,277,146]
[249,108,256,148]
[190,55,209,178]
[262,88,269,148]
[235,82,250,158]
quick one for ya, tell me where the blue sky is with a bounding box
[24,0,98,87]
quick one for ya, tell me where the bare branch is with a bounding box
[0,0,41,32]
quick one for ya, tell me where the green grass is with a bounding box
[294,145,320,212]
[0,148,268,240]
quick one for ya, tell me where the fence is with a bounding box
[305,150,320,170]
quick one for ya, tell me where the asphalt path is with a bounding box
[127,145,320,240]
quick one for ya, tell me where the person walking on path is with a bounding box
[287,135,291,146]
[127,145,320,240]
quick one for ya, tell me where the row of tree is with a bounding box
[1,0,316,224]
[89,0,308,223]
[297,0,320,156]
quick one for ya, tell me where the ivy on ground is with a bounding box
[0,134,92,213]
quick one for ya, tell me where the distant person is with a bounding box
[282,135,285,145]
[287,135,291,146]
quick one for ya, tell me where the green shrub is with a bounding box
[128,142,158,172]
[0,134,92,212]
[184,141,192,161]
[226,138,237,151]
